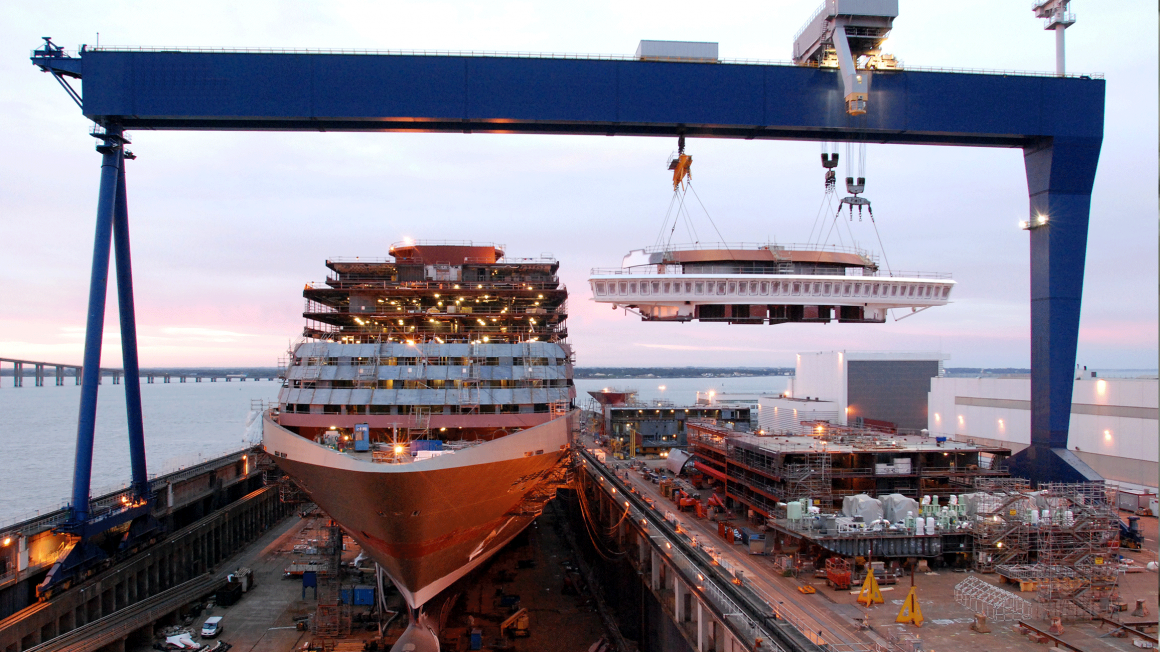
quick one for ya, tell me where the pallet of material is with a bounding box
[285,562,329,575]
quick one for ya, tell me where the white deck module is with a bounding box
[588,243,953,324]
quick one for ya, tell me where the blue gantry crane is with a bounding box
[28,4,1105,568]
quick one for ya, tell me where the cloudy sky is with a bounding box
[1,1,1156,370]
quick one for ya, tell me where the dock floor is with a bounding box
[617,449,1159,652]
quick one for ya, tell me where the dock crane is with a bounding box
[793,0,900,116]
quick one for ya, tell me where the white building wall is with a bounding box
[928,377,1159,491]
[793,351,947,426]
[792,352,848,424]
[757,396,839,434]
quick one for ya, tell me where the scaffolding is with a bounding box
[1035,482,1120,622]
[971,492,1033,572]
[314,522,351,638]
[783,452,832,506]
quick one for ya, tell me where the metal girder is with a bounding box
[40,49,1103,147]
[30,45,1106,486]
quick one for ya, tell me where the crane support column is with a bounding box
[113,153,150,498]
[1010,136,1104,485]
[71,127,124,523]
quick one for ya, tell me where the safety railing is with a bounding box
[590,266,952,280]
[306,279,563,290]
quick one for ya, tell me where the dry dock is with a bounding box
[575,437,1159,652]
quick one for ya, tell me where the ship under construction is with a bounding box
[262,241,576,650]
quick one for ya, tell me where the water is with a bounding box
[0,378,278,525]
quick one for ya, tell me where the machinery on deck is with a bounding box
[793,0,900,116]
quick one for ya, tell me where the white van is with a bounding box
[201,616,223,638]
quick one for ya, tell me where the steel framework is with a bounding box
[955,576,1042,622]
[1035,482,1120,621]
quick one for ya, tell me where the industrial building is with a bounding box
[759,351,946,433]
[588,389,750,457]
[930,375,1159,492]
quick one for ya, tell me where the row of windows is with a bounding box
[593,279,951,300]
[290,379,572,389]
[281,403,565,415]
[294,356,557,367]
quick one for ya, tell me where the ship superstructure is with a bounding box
[263,241,576,625]
[281,241,573,440]
[589,243,954,325]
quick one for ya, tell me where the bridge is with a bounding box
[0,357,280,387]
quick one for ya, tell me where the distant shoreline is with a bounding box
[3,366,1155,380]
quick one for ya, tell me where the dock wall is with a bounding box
[0,485,290,652]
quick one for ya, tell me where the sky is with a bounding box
[0,1,1156,370]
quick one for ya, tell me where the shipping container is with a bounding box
[635,40,719,62]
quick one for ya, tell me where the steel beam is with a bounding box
[1009,136,1104,485]
[71,127,123,523]
[112,154,149,497]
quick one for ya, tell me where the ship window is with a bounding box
[728,282,737,294]
[854,283,861,295]
[823,282,832,295]
[640,282,649,295]
[792,283,801,295]
[737,282,745,295]
[891,285,898,296]
[595,282,605,294]
[619,282,627,294]
[843,284,851,296]
[771,281,780,295]
[717,282,726,295]
[663,282,671,293]
[629,282,638,293]
[925,286,932,297]
[942,286,950,298]
[750,281,759,294]
[760,281,769,294]
[695,282,704,294]
[908,285,915,296]
[813,283,821,294]
[872,284,880,296]
[652,282,660,293]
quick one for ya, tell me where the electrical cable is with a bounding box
[573,483,627,559]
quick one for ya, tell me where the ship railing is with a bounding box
[590,265,952,280]
[304,303,567,317]
[306,279,563,290]
[637,241,872,256]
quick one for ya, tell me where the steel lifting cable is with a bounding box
[687,183,730,251]
[654,191,682,249]
[674,183,700,245]
[867,204,894,275]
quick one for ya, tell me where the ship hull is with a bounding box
[263,413,572,608]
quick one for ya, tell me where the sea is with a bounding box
[3,369,1152,525]
[0,375,786,526]
[0,379,278,526]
